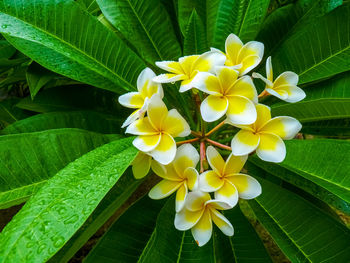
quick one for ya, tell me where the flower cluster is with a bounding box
[119,33,304,246]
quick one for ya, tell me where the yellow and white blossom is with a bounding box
[175,191,233,246]
[199,146,261,206]
[118,68,163,128]
[131,152,152,179]
[252,56,306,102]
[126,94,190,165]
[191,66,258,124]
[212,34,264,76]
[229,104,302,163]
[149,144,199,212]
[153,50,226,93]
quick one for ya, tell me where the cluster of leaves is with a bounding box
[0,0,349,262]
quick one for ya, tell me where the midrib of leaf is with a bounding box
[125,0,163,60]
[0,146,133,261]
[268,1,318,56]
[176,231,186,263]
[0,103,17,122]
[281,163,350,192]
[228,236,238,263]
[298,45,350,78]
[254,199,311,262]
[237,0,252,37]
[193,15,198,54]
[1,10,135,91]
[137,229,157,262]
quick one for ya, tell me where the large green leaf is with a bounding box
[0,40,15,59]
[247,178,350,262]
[0,0,145,93]
[96,0,182,63]
[0,128,119,209]
[15,86,122,114]
[247,160,350,215]
[84,196,166,263]
[183,10,208,55]
[26,62,56,99]
[0,98,30,128]
[49,170,144,263]
[257,0,343,56]
[85,196,271,262]
[301,118,350,136]
[178,0,207,35]
[0,137,137,262]
[208,0,270,49]
[272,3,350,84]
[271,72,350,122]
[1,111,122,135]
[275,139,350,204]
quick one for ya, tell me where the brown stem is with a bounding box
[176,137,200,145]
[200,141,206,173]
[206,138,232,151]
[191,130,202,137]
[258,89,268,98]
[205,120,226,137]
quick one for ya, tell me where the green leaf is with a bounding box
[257,0,343,56]
[223,205,273,262]
[0,98,30,128]
[0,40,16,59]
[84,196,166,263]
[208,0,270,49]
[178,0,207,35]
[301,118,350,136]
[0,0,145,93]
[1,110,122,135]
[26,63,56,99]
[77,0,101,15]
[271,72,350,123]
[49,170,143,263]
[96,0,182,63]
[0,137,137,262]
[247,178,350,262]
[0,128,119,209]
[247,159,350,215]
[275,139,350,204]
[272,3,350,84]
[86,195,271,262]
[183,10,208,55]
[15,86,122,114]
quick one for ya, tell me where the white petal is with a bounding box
[190,72,222,95]
[252,72,273,87]
[193,50,226,73]
[173,144,199,175]
[201,95,229,122]
[137,67,156,92]
[133,134,161,152]
[256,133,286,163]
[231,130,260,156]
[149,133,177,165]
[214,181,239,207]
[118,92,144,108]
[191,210,212,246]
[274,71,299,86]
[152,73,186,83]
[175,208,204,231]
[260,116,302,140]
[278,85,306,103]
[199,170,224,192]
[226,95,257,125]
[210,208,234,236]
[227,173,262,199]
[266,56,273,81]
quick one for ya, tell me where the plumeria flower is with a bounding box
[126,94,190,165]
[118,68,163,128]
[212,33,264,76]
[252,56,306,103]
[191,66,258,124]
[175,191,233,246]
[229,104,302,163]
[149,144,199,212]
[153,50,226,93]
[199,146,261,206]
[131,152,152,179]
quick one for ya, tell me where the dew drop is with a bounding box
[37,244,46,254]
[26,242,35,248]
[1,24,7,29]
[51,236,65,248]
